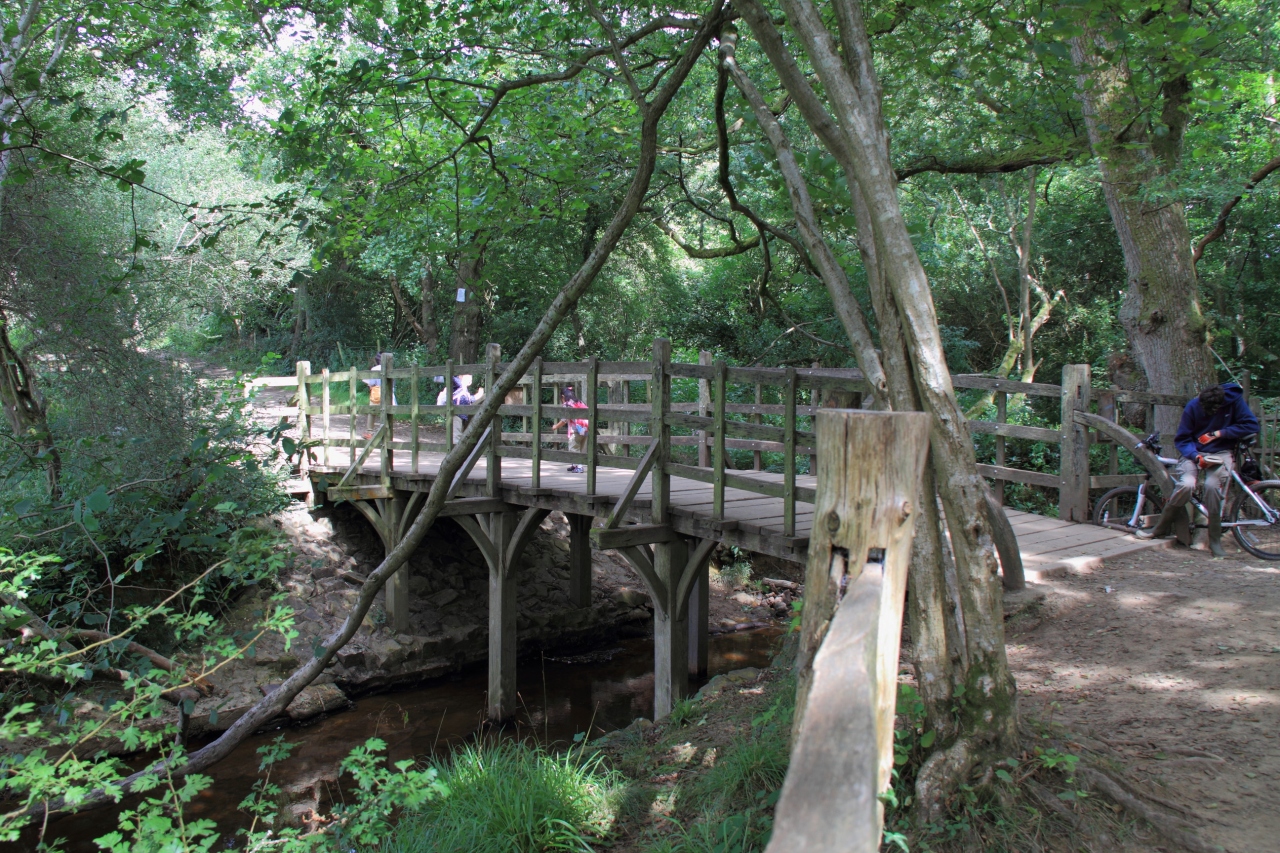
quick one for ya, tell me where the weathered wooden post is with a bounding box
[320,367,330,469]
[379,352,394,489]
[296,360,311,479]
[347,365,357,455]
[444,358,455,449]
[783,367,797,536]
[486,343,502,496]
[687,555,709,678]
[712,359,727,519]
[587,355,599,494]
[698,349,712,467]
[650,337,687,717]
[1058,364,1092,522]
[409,365,420,474]
[488,508,518,721]
[531,357,543,490]
[767,410,930,853]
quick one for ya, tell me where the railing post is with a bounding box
[808,362,819,474]
[320,367,330,468]
[296,361,311,478]
[652,338,672,523]
[769,410,931,853]
[994,389,1006,505]
[486,343,501,497]
[380,352,394,488]
[783,367,797,536]
[347,364,357,456]
[531,357,543,490]
[753,382,763,471]
[698,349,712,467]
[410,365,420,474]
[1058,363,1092,522]
[587,355,599,494]
[444,358,455,449]
[713,359,727,519]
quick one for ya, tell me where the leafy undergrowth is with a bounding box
[375,740,623,853]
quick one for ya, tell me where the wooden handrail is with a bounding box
[768,410,931,853]
[257,353,1200,525]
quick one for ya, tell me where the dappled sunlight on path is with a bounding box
[1007,541,1280,852]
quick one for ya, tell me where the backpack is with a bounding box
[566,399,588,434]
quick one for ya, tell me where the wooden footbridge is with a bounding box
[248,345,1220,722]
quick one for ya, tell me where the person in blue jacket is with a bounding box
[1137,382,1259,555]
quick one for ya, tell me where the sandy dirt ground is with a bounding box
[1007,537,1280,852]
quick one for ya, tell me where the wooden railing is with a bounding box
[250,342,873,532]
[257,353,1275,524]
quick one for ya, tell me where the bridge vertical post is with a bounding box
[649,338,688,717]
[994,389,1007,504]
[568,513,592,608]
[383,496,410,633]
[713,360,727,519]
[1058,364,1092,522]
[410,366,420,474]
[586,355,599,494]
[347,364,357,452]
[654,535,689,718]
[320,367,330,469]
[488,509,518,721]
[531,357,543,490]
[444,358,455,449]
[380,352,394,488]
[753,382,763,471]
[698,350,711,467]
[687,556,709,678]
[783,367,797,536]
[486,344,502,497]
[296,361,311,479]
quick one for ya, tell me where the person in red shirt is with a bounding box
[551,387,589,473]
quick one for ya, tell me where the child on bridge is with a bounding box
[551,386,589,473]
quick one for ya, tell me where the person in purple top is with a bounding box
[1137,382,1259,555]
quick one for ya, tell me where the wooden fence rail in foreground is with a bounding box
[766,410,931,853]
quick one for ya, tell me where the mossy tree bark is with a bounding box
[1070,10,1216,429]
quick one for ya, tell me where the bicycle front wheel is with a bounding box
[1094,486,1163,532]
[1229,480,1280,560]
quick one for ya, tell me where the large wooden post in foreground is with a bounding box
[767,411,930,853]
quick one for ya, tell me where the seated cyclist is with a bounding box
[1137,382,1259,556]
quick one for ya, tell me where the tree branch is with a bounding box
[1193,154,1280,264]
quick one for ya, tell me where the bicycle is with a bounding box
[1092,433,1280,559]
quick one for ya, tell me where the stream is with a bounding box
[40,627,784,851]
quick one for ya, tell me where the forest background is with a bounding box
[0,0,1277,850]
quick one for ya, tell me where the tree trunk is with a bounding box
[449,243,485,363]
[420,268,440,354]
[1071,25,1215,429]
[0,308,60,498]
[734,0,1017,814]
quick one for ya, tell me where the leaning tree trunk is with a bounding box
[1071,24,1215,430]
[22,1,728,821]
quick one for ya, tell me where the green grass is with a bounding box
[376,741,622,853]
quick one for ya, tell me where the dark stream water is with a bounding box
[37,628,783,851]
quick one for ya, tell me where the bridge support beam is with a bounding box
[687,559,709,678]
[568,513,592,608]
[344,491,424,634]
[487,510,518,722]
[653,537,690,717]
[455,504,550,722]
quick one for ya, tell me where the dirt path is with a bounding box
[1008,538,1280,851]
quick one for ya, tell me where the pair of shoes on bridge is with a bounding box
[567,465,584,473]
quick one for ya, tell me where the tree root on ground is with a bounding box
[913,735,977,825]
[1076,767,1227,853]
